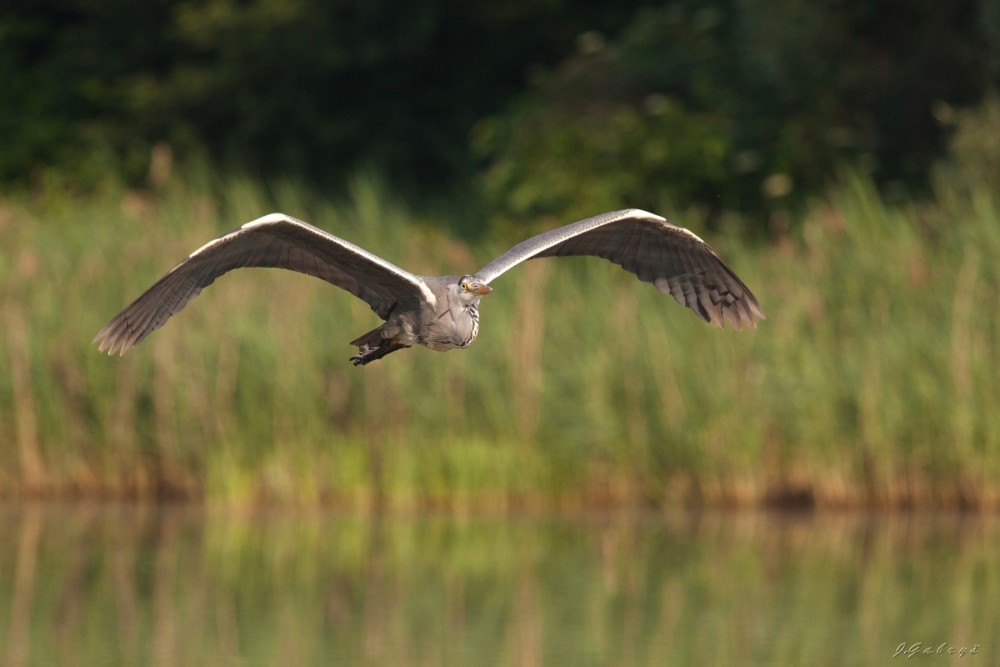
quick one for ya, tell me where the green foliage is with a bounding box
[0,0,644,188]
[3,1,999,222]
[2,168,1000,508]
[933,94,1000,203]
[474,94,731,224]
[475,2,1000,225]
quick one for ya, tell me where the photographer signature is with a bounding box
[893,642,981,658]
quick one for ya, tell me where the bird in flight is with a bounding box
[95,209,764,365]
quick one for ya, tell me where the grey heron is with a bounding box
[94,209,764,365]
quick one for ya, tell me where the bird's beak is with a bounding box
[473,284,493,296]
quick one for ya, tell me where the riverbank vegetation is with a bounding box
[3,160,998,510]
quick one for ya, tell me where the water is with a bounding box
[1,504,996,666]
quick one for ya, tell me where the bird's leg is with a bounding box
[349,322,407,366]
[350,341,406,366]
[349,350,372,366]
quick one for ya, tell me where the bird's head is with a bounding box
[457,275,493,303]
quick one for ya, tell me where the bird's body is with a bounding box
[95,209,764,365]
[347,275,488,364]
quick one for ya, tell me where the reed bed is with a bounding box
[2,173,999,509]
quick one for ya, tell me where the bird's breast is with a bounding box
[461,305,480,347]
[421,304,480,351]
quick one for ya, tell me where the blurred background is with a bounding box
[5,0,1000,223]
[3,3,1000,663]
[4,0,1000,509]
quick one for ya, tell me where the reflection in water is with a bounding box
[0,504,997,666]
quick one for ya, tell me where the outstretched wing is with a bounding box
[475,209,764,328]
[95,213,436,355]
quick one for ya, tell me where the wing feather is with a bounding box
[475,209,764,328]
[95,213,435,355]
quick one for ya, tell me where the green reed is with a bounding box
[2,171,999,508]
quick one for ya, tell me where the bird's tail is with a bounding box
[349,326,407,366]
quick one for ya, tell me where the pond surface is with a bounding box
[1,504,996,666]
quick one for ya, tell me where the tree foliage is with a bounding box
[2,0,999,225]
[0,0,642,187]
[475,1,1000,223]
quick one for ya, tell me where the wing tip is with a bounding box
[93,333,119,356]
[93,317,139,357]
[719,294,766,330]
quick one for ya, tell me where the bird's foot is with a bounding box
[349,341,406,366]
[349,348,374,366]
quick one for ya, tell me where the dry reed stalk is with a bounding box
[510,261,548,443]
[6,304,45,491]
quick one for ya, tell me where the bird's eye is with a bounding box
[460,281,469,291]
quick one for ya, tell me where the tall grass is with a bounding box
[2,172,999,509]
